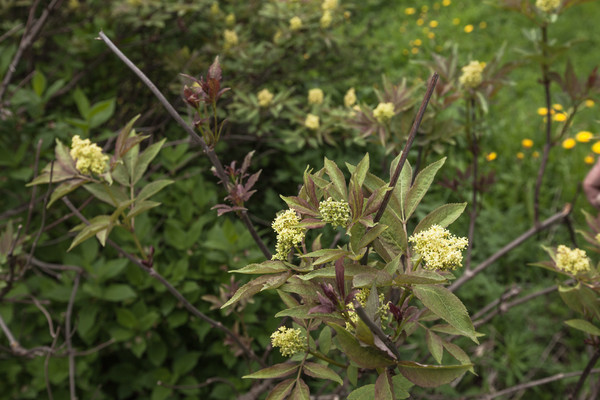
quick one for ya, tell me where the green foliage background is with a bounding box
[1,0,600,398]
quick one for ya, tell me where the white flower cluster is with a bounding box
[409,225,468,271]
[459,61,485,89]
[272,209,305,260]
[270,327,306,357]
[555,245,590,275]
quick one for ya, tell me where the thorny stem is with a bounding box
[97,31,272,260]
[533,24,552,225]
[61,196,266,368]
[568,347,600,400]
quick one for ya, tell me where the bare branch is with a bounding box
[66,272,81,400]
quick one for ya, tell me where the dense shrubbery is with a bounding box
[1,0,600,399]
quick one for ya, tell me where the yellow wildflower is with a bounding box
[485,152,497,161]
[411,47,419,54]
[373,102,395,123]
[271,327,306,357]
[517,152,525,160]
[257,89,274,108]
[308,88,324,105]
[428,32,435,39]
[429,20,439,28]
[585,155,595,164]
[522,138,534,148]
[289,16,302,31]
[479,21,487,29]
[553,113,567,122]
[592,142,600,154]
[409,225,468,271]
[344,88,356,107]
[553,103,563,111]
[576,131,593,143]
[414,38,422,46]
[421,5,429,12]
[532,151,540,158]
[555,245,590,275]
[443,0,451,5]
[305,114,320,130]
[416,18,424,26]
[70,135,109,175]
[537,107,554,116]
[405,7,416,15]
[452,17,460,25]
[585,99,595,107]
[464,24,474,33]
[562,138,576,149]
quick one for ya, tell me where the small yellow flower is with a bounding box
[421,5,429,12]
[459,60,484,89]
[416,18,424,26]
[321,0,338,10]
[485,152,497,161]
[585,99,595,108]
[409,225,468,271]
[305,114,320,130]
[270,327,306,357]
[257,89,274,108]
[344,11,351,19]
[210,2,220,15]
[522,138,534,148]
[479,21,487,29]
[443,0,451,5]
[536,0,561,13]
[562,138,576,149]
[308,88,324,105]
[373,102,395,123]
[429,20,439,28]
[585,155,595,164]
[464,24,474,33]
[553,113,567,122]
[576,131,593,143]
[225,13,236,26]
[405,7,416,15]
[320,11,333,28]
[289,16,302,31]
[553,103,563,111]
[411,47,419,54]
[532,151,540,158]
[68,0,80,9]
[517,152,525,160]
[70,135,109,175]
[452,17,460,25]
[223,29,238,49]
[555,245,590,275]
[592,141,600,155]
[428,32,435,39]
[414,39,422,46]
[344,88,356,107]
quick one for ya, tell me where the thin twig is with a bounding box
[44,326,61,400]
[96,31,271,260]
[74,338,116,357]
[568,347,600,400]
[355,305,400,360]
[0,313,20,351]
[30,295,57,339]
[0,23,24,44]
[61,197,265,368]
[465,97,478,270]
[66,272,81,400]
[450,204,571,292]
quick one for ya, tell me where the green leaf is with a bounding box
[32,70,47,97]
[412,285,478,343]
[103,284,136,302]
[290,379,310,400]
[300,264,373,281]
[116,308,137,329]
[396,361,471,388]
[68,215,111,251]
[565,319,600,336]
[303,362,343,385]
[351,153,370,188]
[266,378,295,400]
[83,183,128,207]
[391,374,413,399]
[88,98,116,128]
[426,330,444,364]
[328,323,395,369]
[232,261,288,275]
[348,364,358,386]
[173,351,200,377]
[404,157,446,220]
[318,326,332,354]
[221,274,287,309]
[73,88,90,118]
[133,138,166,184]
[374,370,393,400]
[377,210,407,256]
[302,248,350,265]
[442,341,474,373]
[126,200,161,219]
[48,180,86,208]
[413,203,467,234]
[347,384,375,400]
[390,153,412,220]
[136,180,174,202]
[357,224,388,250]
[148,336,167,367]
[275,305,313,319]
[394,271,447,286]
[353,270,393,288]
[243,363,300,379]
[559,283,600,319]
[324,157,347,199]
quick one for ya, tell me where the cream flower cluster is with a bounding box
[322,0,338,10]
[305,114,320,130]
[289,16,302,31]
[346,289,389,330]
[223,29,238,49]
[272,209,305,260]
[459,61,485,89]
[344,88,356,107]
[555,245,590,275]
[257,89,274,108]
[536,0,561,13]
[308,88,324,105]
[319,197,351,228]
[70,135,108,175]
[270,327,306,357]
[373,102,395,123]
[409,225,468,271]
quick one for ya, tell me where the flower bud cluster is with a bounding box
[409,225,468,271]
[305,114,320,130]
[459,61,485,89]
[322,0,338,10]
[308,88,324,105]
[344,88,356,107]
[536,0,561,13]
[257,89,274,108]
[223,29,238,49]
[70,135,109,175]
[319,197,351,228]
[272,209,305,260]
[555,245,591,275]
[373,102,395,123]
[289,16,302,31]
[270,327,306,357]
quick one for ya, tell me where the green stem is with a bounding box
[308,350,347,368]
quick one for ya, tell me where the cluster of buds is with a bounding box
[409,225,468,271]
[318,197,351,228]
[555,245,591,275]
[70,135,109,175]
[270,327,306,357]
[459,61,485,89]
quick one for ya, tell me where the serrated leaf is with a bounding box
[413,285,478,343]
[357,224,388,249]
[136,180,173,202]
[281,195,319,216]
[442,341,473,373]
[397,361,471,388]
[426,330,444,364]
[232,261,288,275]
[391,374,413,399]
[413,203,467,234]
[303,362,343,385]
[243,363,300,380]
[377,210,407,255]
[275,305,313,319]
[324,157,347,199]
[328,323,394,369]
[300,264,373,281]
[266,379,295,400]
[353,270,393,288]
[347,384,375,400]
[133,138,166,184]
[404,158,446,220]
[565,319,600,336]
[318,326,332,354]
[352,153,370,188]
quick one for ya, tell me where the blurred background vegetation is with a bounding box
[1,0,600,398]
